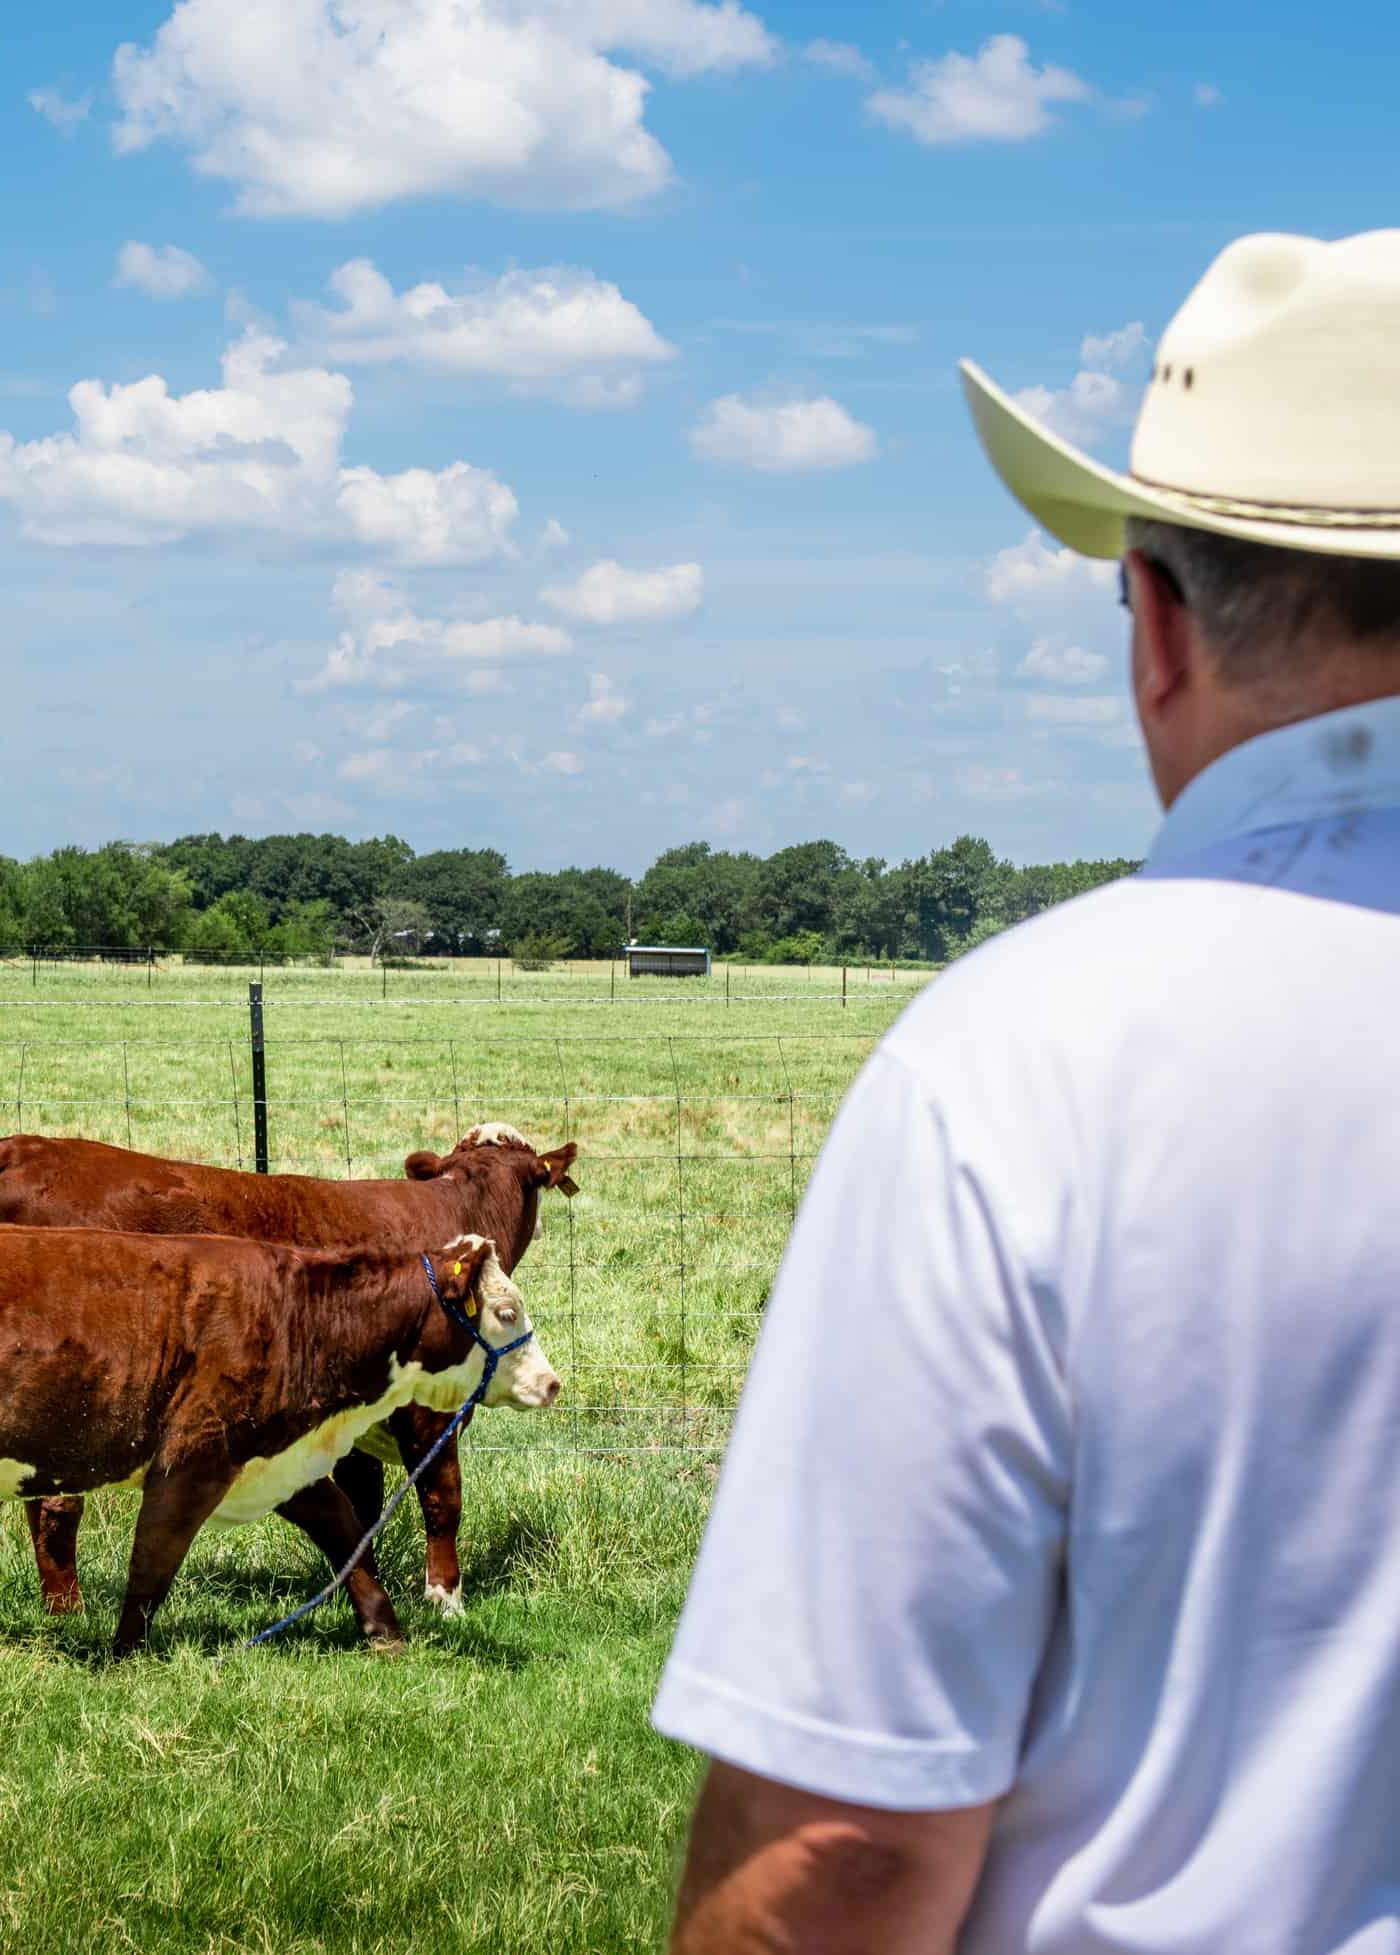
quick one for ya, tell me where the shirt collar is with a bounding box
[1147,694,1400,869]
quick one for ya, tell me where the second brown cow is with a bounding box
[0,1122,578,1616]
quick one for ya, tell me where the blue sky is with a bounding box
[2,0,1393,872]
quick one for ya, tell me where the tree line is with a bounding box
[0,833,1139,967]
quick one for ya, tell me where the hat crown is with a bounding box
[1132,230,1400,511]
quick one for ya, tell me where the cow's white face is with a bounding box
[451,1238,560,1412]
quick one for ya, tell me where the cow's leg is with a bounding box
[276,1478,404,1649]
[25,1495,85,1614]
[332,1448,385,1536]
[114,1467,231,1658]
[387,1404,472,1615]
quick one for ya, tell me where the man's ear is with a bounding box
[1125,549,1193,716]
[404,1150,445,1181]
[535,1142,579,1197]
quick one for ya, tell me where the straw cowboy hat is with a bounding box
[961,229,1400,561]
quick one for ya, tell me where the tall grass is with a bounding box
[0,970,925,1952]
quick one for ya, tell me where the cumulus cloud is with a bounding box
[690,392,877,472]
[293,259,675,408]
[867,35,1092,146]
[335,462,520,566]
[803,39,873,81]
[541,558,703,623]
[985,530,1116,604]
[0,332,523,559]
[578,672,629,725]
[302,569,571,693]
[956,763,1046,802]
[1017,638,1110,685]
[114,241,211,300]
[29,88,93,134]
[541,749,585,774]
[1024,692,1123,725]
[112,0,775,221]
[1013,319,1150,446]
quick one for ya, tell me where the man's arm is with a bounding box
[670,1762,996,1955]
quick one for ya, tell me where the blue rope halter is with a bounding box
[231,1253,534,1653]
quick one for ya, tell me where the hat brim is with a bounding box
[961,360,1400,561]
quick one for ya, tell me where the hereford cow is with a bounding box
[0,1124,578,1617]
[0,1227,559,1654]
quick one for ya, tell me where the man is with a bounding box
[653,229,1400,1953]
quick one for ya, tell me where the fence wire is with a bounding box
[0,1021,882,1456]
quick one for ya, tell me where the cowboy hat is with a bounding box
[961,229,1400,561]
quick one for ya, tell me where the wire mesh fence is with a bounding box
[0,1018,884,1455]
[0,946,928,1010]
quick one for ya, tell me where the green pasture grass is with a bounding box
[0,1457,708,1954]
[0,969,930,1952]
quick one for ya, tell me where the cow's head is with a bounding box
[404,1129,580,1274]
[434,1234,561,1411]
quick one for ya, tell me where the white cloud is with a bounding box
[577,673,629,725]
[690,392,877,472]
[1024,692,1123,725]
[0,332,523,559]
[541,749,585,775]
[867,35,1092,146]
[957,763,1046,802]
[1012,320,1150,446]
[1017,638,1110,686]
[112,0,775,221]
[1013,370,1130,445]
[302,570,570,693]
[803,39,874,81]
[335,462,520,567]
[985,530,1116,604]
[1080,321,1147,371]
[1194,82,1224,108]
[294,259,675,408]
[542,558,703,624]
[114,241,212,300]
[28,88,92,135]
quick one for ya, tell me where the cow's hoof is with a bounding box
[367,1634,407,1657]
[424,1583,464,1618]
[43,1587,85,1616]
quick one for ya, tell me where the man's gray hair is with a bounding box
[1124,517,1400,683]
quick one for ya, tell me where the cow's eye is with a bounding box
[498,1306,518,1327]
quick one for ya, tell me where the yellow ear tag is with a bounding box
[466,1298,478,1319]
[452,1262,462,1276]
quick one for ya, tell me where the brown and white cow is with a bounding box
[0,1124,578,1616]
[0,1226,558,1654]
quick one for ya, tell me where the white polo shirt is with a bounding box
[654,698,1400,1954]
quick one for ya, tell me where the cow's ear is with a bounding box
[536,1143,579,1197]
[442,1240,492,1306]
[404,1150,444,1181]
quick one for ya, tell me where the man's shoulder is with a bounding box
[883,871,1217,1081]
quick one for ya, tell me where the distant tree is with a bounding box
[634,843,762,953]
[388,849,508,953]
[502,869,631,959]
[184,890,270,962]
[765,930,826,965]
[349,897,433,963]
[0,857,26,946]
[752,841,855,943]
[264,898,338,961]
[20,844,191,950]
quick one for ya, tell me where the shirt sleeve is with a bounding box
[651,1041,1072,1811]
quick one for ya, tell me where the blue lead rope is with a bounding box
[230,1254,534,1654]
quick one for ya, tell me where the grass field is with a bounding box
[0,962,926,1954]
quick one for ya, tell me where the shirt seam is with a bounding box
[659,1659,997,1759]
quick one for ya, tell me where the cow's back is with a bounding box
[0,1134,456,1246]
